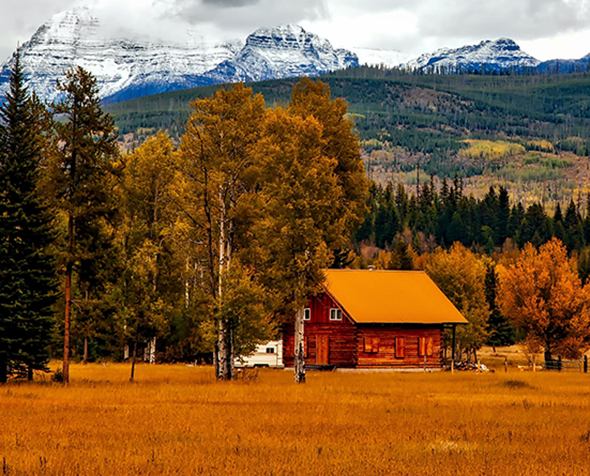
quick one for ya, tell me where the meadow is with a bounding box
[1,363,590,475]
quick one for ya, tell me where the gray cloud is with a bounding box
[201,0,261,6]
[416,0,590,41]
[2,0,590,65]
[0,0,74,61]
[168,0,328,34]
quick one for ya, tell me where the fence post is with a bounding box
[504,356,508,373]
[584,355,588,373]
[558,356,562,372]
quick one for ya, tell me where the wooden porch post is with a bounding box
[451,324,457,373]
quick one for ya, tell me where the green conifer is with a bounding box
[0,51,57,381]
[47,67,118,384]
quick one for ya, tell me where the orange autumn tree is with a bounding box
[497,238,590,360]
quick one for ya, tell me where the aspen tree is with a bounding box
[177,84,266,380]
[119,132,177,379]
[257,79,368,383]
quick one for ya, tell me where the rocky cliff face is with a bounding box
[207,25,358,83]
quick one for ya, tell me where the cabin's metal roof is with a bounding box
[322,269,468,325]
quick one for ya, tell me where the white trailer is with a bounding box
[235,340,284,368]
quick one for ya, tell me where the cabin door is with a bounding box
[316,334,330,365]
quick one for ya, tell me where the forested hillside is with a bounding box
[106,67,590,205]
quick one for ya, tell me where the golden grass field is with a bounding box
[2,361,590,475]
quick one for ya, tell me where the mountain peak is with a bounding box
[41,6,99,40]
[208,23,357,83]
[244,24,332,52]
[405,37,539,71]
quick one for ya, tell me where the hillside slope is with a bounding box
[107,69,590,203]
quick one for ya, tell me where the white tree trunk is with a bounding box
[294,307,306,383]
[149,337,156,364]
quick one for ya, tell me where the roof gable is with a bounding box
[322,269,468,325]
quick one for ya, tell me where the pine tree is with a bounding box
[0,50,57,382]
[47,67,118,384]
[389,241,414,270]
[496,186,510,245]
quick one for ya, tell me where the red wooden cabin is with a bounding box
[283,269,468,369]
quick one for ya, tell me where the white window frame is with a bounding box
[329,308,342,321]
[303,308,311,321]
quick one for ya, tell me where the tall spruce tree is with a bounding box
[0,51,57,382]
[47,67,118,384]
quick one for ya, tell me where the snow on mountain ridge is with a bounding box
[207,24,358,83]
[6,7,584,106]
[0,6,244,103]
[0,10,359,104]
[404,38,540,71]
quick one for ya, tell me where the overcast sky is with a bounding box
[2,0,590,63]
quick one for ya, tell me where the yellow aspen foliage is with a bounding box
[289,78,368,235]
[373,250,392,270]
[497,238,590,359]
[176,83,268,380]
[118,132,178,375]
[423,243,489,355]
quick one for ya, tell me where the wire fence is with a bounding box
[544,356,588,372]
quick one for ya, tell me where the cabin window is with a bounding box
[364,337,379,353]
[329,308,342,321]
[266,347,275,354]
[395,337,405,358]
[303,308,311,321]
[419,337,434,357]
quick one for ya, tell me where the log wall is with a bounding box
[283,293,356,368]
[356,326,442,368]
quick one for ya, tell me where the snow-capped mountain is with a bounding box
[0,8,358,104]
[207,25,357,83]
[0,7,245,104]
[404,38,540,72]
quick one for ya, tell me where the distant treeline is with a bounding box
[357,177,590,266]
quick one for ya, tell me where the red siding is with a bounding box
[283,293,444,369]
[284,293,356,368]
[356,326,442,368]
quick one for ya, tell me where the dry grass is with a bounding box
[2,363,590,475]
